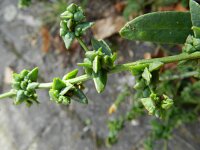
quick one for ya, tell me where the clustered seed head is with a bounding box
[60,3,94,49]
[183,35,200,53]
[12,67,39,106]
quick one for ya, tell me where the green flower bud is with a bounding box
[67,4,77,13]
[193,38,200,50]
[74,11,85,22]
[60,28,67,36]
[60,11,73,20]
[183,44,196,53]
[20,70,29,78]
[20,81,28,89]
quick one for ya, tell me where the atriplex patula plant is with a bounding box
[2,0,200,149]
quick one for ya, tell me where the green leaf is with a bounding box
[85,51,97,60]
[120,11,192,44]
[75,22,94,36]
[93,56,101,73]
[149,61,164,72]
[190,0,200,28]
[27,67,38,82]
[141,97,156,115]
[52,78,66,91]
[91,38,112,56]
[62,32,75,49]
[93,70,107,93]
[192,26,200,38]
[72,88,88,104]
[63,69,78,80]
[142,68,152,85]
[131,64,149,76]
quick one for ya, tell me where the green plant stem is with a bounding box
[160,71,198,81]
[0,90,16,99]
[1,52,200,99]
[76,37,90,51]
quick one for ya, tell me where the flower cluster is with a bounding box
[78,38,117,93]
[60,3,94,49]
[182,35,200,53]
[49,69,88,105]
[132,62,174,118]
[12,67,39,106]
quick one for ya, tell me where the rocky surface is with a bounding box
[0,0,200,150]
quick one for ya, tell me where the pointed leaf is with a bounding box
[93,56,101,73]
[141,98,156,115]
[120,11,192,44]
[63,69,78,80]
[62,32,75,49]
[93,70,107,93]
[91,38,112,56]
[142,67,152,85]
[72,88,88,104]
[52,78,66,91]
[27,67,38,82]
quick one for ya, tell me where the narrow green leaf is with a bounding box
[52,78,66,91]
[120,11,192,44]
[91,38,112,56]
[93,70,107,93]
[62,32,75,49]
[27,67,38,82]
[142,68,152,85]
[93,56,100,73]
[141,98,156,115]
[149,61,164,72]
[63,69,78,80]
[72,88,88,104]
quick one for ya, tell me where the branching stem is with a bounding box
[1,52,200,99]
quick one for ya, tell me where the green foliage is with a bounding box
[18,0,31,8]
[1,1,200,150]
[120,11,192,44]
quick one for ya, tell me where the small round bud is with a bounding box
[67,4,77,13]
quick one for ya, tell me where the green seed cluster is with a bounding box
[132,62,174,118]
[182,35,200,53]
[12,67,39,106]
[60,3,94,49]
[78,39,116,93]
[49,70,88,105]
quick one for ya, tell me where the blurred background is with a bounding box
[0,0,200,150]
